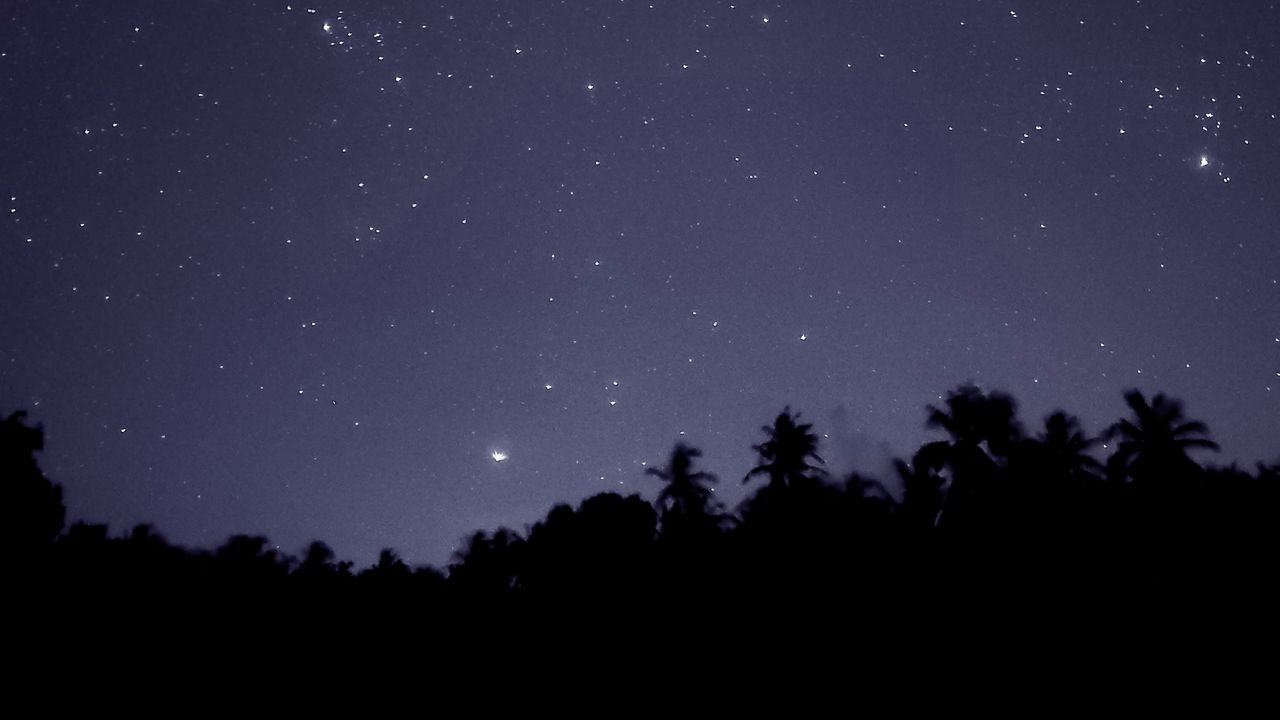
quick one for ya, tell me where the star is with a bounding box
[4,0,1275,572]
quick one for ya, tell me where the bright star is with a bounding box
[491,450,508,462]
[1199,155,1210,167]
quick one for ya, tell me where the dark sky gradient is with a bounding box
[3,1,1277,565]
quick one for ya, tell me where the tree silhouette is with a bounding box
[0,381,1274,636]
[1104,390,1218,484]
[1009,410,1104,511]
[2,410,65,559]
[646,444,728,595]
[744,407,825,489]
[1025,412,1104,483]
[213,534,289,586]
[924,384,1023,533]
[926,384,1023,467]
[648,443,722,533]
[448,527,524,599]
[521,493,656,602]
[358,548,416,594]
[294,540,352,585]
[995,411,1108,545]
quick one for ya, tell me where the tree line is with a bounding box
[5,384,1278,626]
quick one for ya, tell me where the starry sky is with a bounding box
[3,1,1278,566]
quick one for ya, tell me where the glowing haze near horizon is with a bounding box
[2,1,1277,566]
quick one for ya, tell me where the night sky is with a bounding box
[3,1,1277,566]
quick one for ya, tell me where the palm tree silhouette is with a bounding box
[1104,390,1218,484]
[926,383,1023,466]
[744,407,825,489]
[648,443,719,522]
[1027,411,1104,483]
[923,384,1023,531]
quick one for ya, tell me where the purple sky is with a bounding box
[3,1,1277,565]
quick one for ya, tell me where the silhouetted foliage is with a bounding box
[294,540,353,587]
[924,384,1023,537]
[744,407,826,489]
[2,411,65,560]
[448,527,525,600]
[648,442,726,543]
[3,385,1275,639]
[518,492,656,603]
[1105,389,1219,485]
